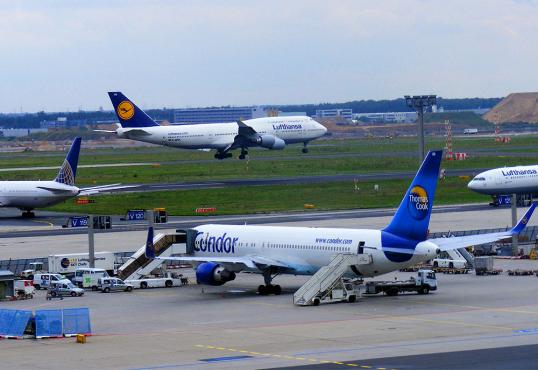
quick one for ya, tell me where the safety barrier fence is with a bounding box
[0,307,91,339]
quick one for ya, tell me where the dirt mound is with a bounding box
[484,92,538,123]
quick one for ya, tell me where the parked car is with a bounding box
[47,282,85,299]
[98,277,133,293]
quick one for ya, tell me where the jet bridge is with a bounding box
[118,229,197,281]
[294,253,372,306]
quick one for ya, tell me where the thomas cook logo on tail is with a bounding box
[117,101,134,120]
[407,185,429,220]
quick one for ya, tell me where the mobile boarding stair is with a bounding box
[293,253,372,306]
[118,232,186,281]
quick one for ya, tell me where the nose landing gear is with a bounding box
[302,142,309,154]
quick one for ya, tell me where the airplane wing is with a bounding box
[237,120,258,137]
[153,254,290,270]
[78,183,138,196]
[93,129,117,133]
[428,203,536,251]
[36,186,73,194]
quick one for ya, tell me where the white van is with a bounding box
[33,273,71,290]
[74,268,110,289]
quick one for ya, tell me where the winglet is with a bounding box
[54,137,81,185]
[145,227,155,259]
[511,202,537,234]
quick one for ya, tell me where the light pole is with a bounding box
[405,95,437,164]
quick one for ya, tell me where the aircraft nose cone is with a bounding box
[467,180,476,190]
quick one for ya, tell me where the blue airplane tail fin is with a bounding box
[383,150,443,242]
[108,92,160,128]
[145,227,156,259]
[54,137,81,185]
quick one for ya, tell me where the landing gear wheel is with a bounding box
[272,284,281,295]
[302,147,308,154]
[22,211,35,218]
[258,285,268,296]
[239,154,245,160]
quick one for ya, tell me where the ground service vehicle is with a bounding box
[14,280,35,299]
[308,278,357,306]
[20,262,44,279]
[47,282,84,298]
[33,273,71,290]
[125,272,185,289]
[432,249,468,269]
[365,270,437,296]
[75,268,110,289]
[98,277,133,293]
[49,252,115,275]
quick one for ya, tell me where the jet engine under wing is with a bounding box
[234,120,285,150]
[79,183,138,196]
[428,202,537,251]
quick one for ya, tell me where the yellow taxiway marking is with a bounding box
[31,219,54,227]
[195,344,397,369]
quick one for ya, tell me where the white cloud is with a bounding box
[0,0,537,111]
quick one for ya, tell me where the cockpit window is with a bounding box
[474,177,486,181]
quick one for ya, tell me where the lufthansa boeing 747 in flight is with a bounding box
[145,150,536,295]
[0,138,131,217]
[104,92,327,160]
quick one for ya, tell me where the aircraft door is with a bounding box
[357,241,365,254]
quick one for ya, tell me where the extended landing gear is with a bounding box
[238,149,248,160]
[258,284,281,295]
[302,142,309,154]
[214,152,233,160]
[22,210,35,218]
[258,270,281,295]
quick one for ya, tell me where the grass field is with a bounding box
[0,134,532,216]
[49,176,486,216]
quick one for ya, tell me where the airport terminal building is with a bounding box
[173,106,268,124]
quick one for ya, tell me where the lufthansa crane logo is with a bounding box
[408,185,429,220]
[117,101,134,120]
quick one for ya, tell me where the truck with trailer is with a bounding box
[48,252,115,275]
[125,271,186,289]
[364,270,437,296]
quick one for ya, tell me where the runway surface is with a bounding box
[272,344,538,370]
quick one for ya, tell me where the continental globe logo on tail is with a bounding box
[407,185,429,220]
[117,101,135,120]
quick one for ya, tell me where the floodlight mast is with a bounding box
[404,95,437,165]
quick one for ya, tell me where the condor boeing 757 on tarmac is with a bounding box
[0,137,131,217]
[105,92,327,160]
[146,150,536,295]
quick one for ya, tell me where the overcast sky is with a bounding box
[1,0,537,112]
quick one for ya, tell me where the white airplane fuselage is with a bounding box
[117,116,326,149]
[468,165,538,195]
[192,224,439,278]
[0,181,79,209]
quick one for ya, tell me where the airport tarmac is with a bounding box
[0,204,531,259]
[1,261,538,370]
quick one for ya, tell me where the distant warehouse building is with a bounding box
[173,106,268,124]
[353,111,417,123]
[315,109,353,120]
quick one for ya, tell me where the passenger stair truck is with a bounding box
[117,229,195,282]
[294,253,372,306]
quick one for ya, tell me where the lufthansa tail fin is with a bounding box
[54,137,81,186]
[108,92,160,128]
[383,150,443,241]
[145,227,156,259]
